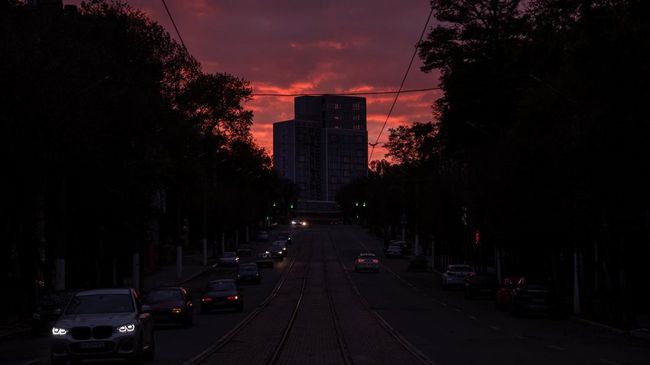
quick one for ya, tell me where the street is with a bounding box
[2,225,649,365]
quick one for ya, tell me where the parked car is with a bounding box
[218,252,239,267]
[256,251,274,268]
[355,253,380,272]
[32,290,77,335]
[200,279,243,313]
[407,255,430,272]
[440,264,474,290]
[510,279,561,317]
[237,263,261,284]
[50,288,155,365]
[495,276,523,310]
[385,245,403,258]
[142,287,193,327]
[236,244,252,257]
[464,273,499,299]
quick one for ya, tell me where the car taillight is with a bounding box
[357,259,365,264]
[227,296,239,301]
[201,297,213,303]
[372,259,379,264]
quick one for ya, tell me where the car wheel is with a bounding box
[143,332,155,362]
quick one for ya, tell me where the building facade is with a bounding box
[273,95,368,203]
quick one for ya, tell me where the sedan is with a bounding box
[385,245,403,258]
[441,264,474,290]
[510,279,561,317]
[464,273,498,299]
[200,279,243,313]
[237,263,261,284]
[218,252,239,267]
[496,276,523,310]
[355,253,379,272]
[256,251,274,268]
[50,288,154,364]
[142,287,193,327]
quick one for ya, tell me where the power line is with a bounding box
[161,0,190,54]
[251,87,440,97]
[368,5,435,162]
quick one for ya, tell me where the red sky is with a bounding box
[70,0,441,162]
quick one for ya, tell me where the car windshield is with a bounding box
[271,244,283,251]
[65,294,134,314]
[40,291,75,308]
[207,281,236,292]
[143,290,183,303]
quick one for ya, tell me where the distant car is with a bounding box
[218,252,239,267]
[292,219,308,226]
[495,276,523,310]
[388,240,410,253]
[200,279,243,313]
[407,255,430,272]
[385,245,403,258]
[277,231,292,245]
[32,290,77,335]
[441,264,474,290]
[257,231,270,241]
[142,287,193,327]
[236,244,252,256]
[256,251,274,268]
[50,288,155,365]
[510,279,560,317]
[272,240,288,257]
[354,253,379,272]
[237,263,261,284]
[268,243,285,260]
[464,273,498,299]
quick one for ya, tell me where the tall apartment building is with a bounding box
[273,95,368,203]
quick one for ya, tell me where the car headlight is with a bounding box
[171,308,183,314]
[265,251,270,254]
[52,327,67,335]
[118,323,136,333]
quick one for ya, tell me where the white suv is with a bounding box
[50,288,155,364]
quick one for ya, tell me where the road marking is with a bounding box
[489,325,500,331]
[454,308,461,312]
[514,334,526,339]
[599,359,622,365]
[440,302,447,307]
[19,360,40,365]
[547,345,566,351]
[469,315,477,320]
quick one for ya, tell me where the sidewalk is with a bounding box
[0,249,214,342]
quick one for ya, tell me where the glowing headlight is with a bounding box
[265,251,270,254]
[171,307,183,314]
[52,327,67,335]
[291,220,297,225]
[118,323,136,333]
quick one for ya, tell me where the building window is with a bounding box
[352,102,361,111]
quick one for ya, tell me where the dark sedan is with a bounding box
[511,279,561,316]
[464,273,498,299]
[237,263,261,284]
[142,287,193,327]
[200,279,243,313]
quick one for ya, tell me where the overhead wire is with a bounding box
[161,0,190,55]
[251,87,440,97]
[368,5,436,162]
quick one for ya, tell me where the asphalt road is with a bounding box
[2,225,649,365]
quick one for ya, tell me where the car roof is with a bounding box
[358,253,376,257]
[448,264,471,269]
[76,288,132,296]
